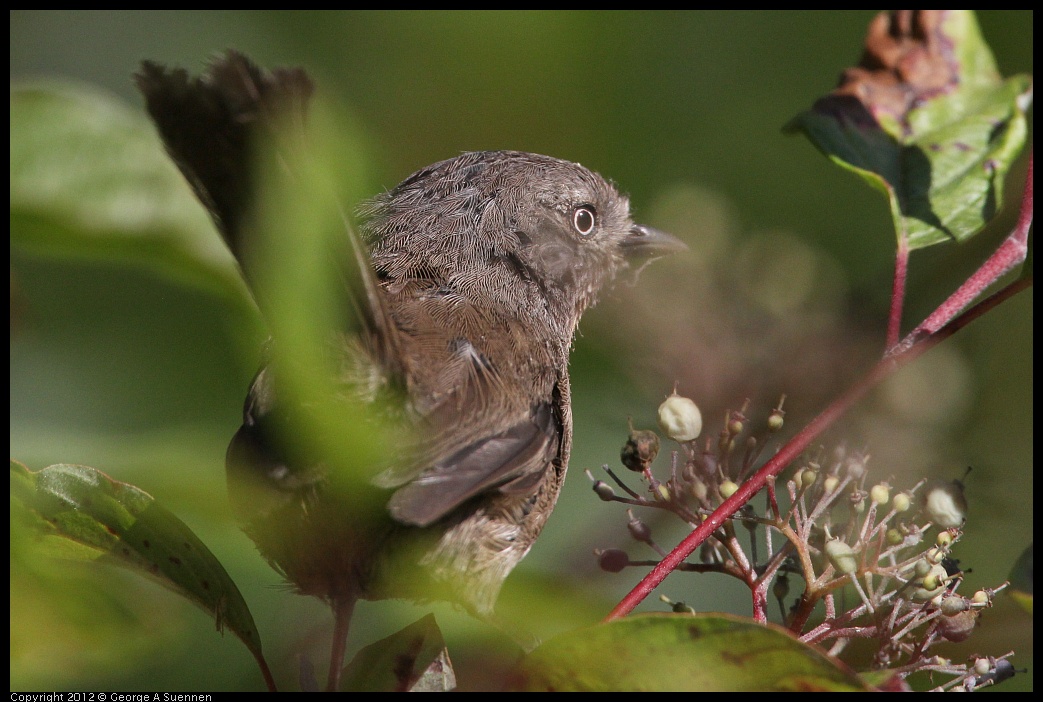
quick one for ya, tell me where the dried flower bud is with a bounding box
[621,427,660,472]
[659,594,696,614]
[597,548,630,573]
[937,608,979,642]
[658,392,702,442]
[627,510,653,544]
[986,659,1016,685]
[823,475,840,493]
[767,409,785,432]
[592,480,616,501]
[892,492,911,513]
[800,468,818,488]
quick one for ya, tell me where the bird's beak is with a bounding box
[619,224,687,260]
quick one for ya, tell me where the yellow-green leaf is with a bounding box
[512,613,871,692]
[10,460,268,669]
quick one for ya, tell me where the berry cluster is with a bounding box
[590,393,1015,691]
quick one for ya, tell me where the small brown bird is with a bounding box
[136,51,683,690]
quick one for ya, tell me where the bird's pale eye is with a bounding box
[572,206,597,237]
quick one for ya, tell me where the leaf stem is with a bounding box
[887,234,910,349]
[888,148,1033,357]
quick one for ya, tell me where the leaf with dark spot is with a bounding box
[786,10,1031,249]
[10,459,269,676]
[338,614,456,692]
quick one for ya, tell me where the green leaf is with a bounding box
[511,613,871,692]
[10,460,268,670]
[786,10,1032,249]
[339,614,456,691]
[246,97,394,493]
[9,82,250,305]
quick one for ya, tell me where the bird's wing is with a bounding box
[383,397,564,527]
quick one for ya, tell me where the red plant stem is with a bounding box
[605,149,1033,620]
[890,148,1033,357]
[751,577,771,623]
[887,234,911,349]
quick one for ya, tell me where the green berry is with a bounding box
[825,539,858,575]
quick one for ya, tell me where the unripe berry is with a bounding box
[912,563,949,601]
[719,479,738,499]
[658,392,702,442]
[825,538,858,574]
[870,483,890,505]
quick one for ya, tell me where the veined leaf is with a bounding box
[786,10,1032,249]
[10,460,268,670]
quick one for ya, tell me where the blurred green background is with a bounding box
[11,11,1032,691]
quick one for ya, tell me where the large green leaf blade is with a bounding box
[9,82,248,303]
[10,460,266,665]
[511,613,873,692]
